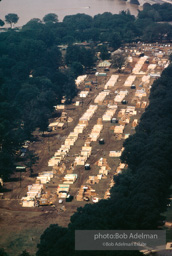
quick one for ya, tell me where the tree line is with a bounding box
[0,14,78,180]
[1,3,172,43]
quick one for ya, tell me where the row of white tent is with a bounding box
[74,146,92,166]
[102,104,118,121]
[75,75,87,87]
[79,90,89,98]
[22,104,100,205]
[21,184,44,207]
[135,89,147,98]
[132,56,148,74]
[142,75,150,84]
[48,105,98,167]
[104,75,119,89]
[94,90,110,104]
[124,75,136,87]
[89,123,103,142]
[114,90,128,103]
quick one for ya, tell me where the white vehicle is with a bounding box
[57,184,70,199]
[92,197,99,203]
[0,178,3,187]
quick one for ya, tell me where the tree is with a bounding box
[0,150,15,180]
[0,248,9,256]
[62,35,75,45]
[37,224,67,256]
[169,54,172,63]
[43,13,58,23]
[109,32,122,50]
[70,62,83,77]
[80,47,95,68]
[65,45,95,68]
[65,45,80,65]
[99,45,110,60]
[81,28,100,41]
[111,52,127,72]
[130,0,140,4]
[18,250,30,256]
[25,150,39,177]
[22,18,43,31]
[37,108,51,135]
[142,23,172,42]
[45,45,62,69]
[0,19,4,27]
[5,13,19,28]
[63,14,93,30]
[93,12,114,29]
[61,71,77,103]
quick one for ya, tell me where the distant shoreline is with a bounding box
[0,0,139,27]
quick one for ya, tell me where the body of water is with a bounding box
[1,0,139,27]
